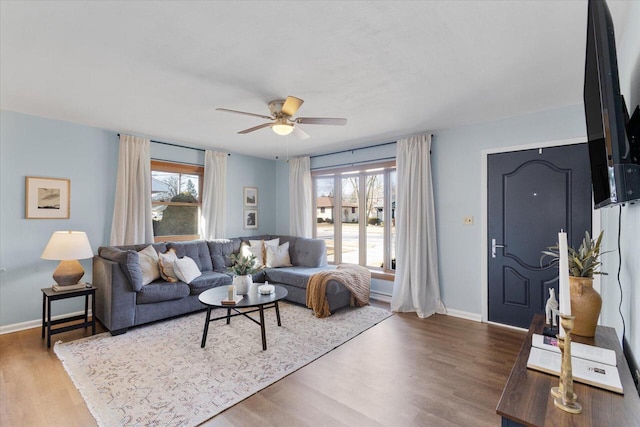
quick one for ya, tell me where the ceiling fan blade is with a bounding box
[281,96,304,117]
[295,117,347,126]
[216,108,273,120]
[238,123,272,134]
[292,125,310,140]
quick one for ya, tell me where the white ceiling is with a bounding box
[0,1,632,159]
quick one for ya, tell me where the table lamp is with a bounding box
[41,231,94,291]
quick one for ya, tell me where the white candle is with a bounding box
[228,285,235,301]
[558,231,571,336]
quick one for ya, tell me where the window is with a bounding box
[312,161,396,274]
[151,160,204,242]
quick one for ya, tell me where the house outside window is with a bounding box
[151,160,204,242]
[313,161,396,273]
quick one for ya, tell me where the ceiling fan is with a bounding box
[217,96,347,139]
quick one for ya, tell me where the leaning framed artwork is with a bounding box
[244,187,258,207]
[25,176,70,219]
[243,209,258,229]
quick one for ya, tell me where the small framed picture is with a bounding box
[244,187,258,207]
[243,209,258,229]
[25,176,70,219]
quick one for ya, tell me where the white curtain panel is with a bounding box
[391,134,446,318]
[110,134,154,245]
[289,156,313,237]
[201,150,227,239]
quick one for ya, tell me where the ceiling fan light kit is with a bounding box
[217,95,347,139]
[272,119,294,136]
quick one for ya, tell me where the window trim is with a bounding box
[312,160,396,275]
[151,160,204,242]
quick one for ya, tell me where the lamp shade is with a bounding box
[41,231,94,260]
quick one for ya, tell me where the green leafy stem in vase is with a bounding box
[228,253,259,276]
[540,230,609,278]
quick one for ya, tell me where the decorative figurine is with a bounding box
[545,288,559,327]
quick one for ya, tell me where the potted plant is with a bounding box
[541,230,606,337]
[228,253,258,295]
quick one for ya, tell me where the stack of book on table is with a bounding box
[221,295,243,305]
[526,333,623,394]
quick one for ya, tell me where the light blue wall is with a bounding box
[0,110,119,326]
[225,153,277,237]
[0,111,278,329]
[431,104,587,315]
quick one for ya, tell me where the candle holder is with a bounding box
[553,313,582,414]
[550,335,577,400]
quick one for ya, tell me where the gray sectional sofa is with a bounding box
[93,235,351,335]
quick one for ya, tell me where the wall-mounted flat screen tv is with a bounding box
[583,0,640,209]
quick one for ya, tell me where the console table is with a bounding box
[496,314,640,426]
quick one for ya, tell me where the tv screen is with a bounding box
[583,0,640,208]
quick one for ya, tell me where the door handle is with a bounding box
[492,238,505,258]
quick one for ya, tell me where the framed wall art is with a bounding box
[243,209,258,229]
[244,187,258,207]
[25,176,70,219]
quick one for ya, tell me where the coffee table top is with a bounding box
[199,284,288,308]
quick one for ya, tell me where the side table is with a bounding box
[41,285,96,348]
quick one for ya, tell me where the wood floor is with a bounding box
[0,305,526,427]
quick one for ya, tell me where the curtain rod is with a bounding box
[117,133,209,153]
[310,141,397,159]
[311,156,397,171]
[310,133,434,159]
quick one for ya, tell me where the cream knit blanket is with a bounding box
[306,264,371,318]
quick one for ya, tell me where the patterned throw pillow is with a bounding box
[158,248,179,282]
[138,245,160,286]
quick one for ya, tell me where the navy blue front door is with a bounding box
[488,144,592,328]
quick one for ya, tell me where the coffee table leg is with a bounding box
[201,307,212,348]
[226,308,231,325]
[275,301,282,326]
[259,305,267,351]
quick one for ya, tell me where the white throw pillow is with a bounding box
[243,241,264,267]
[263,238,280,255]
[173,256,202,284]
[158,249,179,282]
[244,238,279,267]
[138,245,160,286]
[266,241,292,268]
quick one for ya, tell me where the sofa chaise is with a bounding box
[93,235,352,335]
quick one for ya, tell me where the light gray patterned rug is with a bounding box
[54,302,392,427]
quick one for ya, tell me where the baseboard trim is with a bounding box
[445,309,482,322]
[0,310,92,335]
[370,290,392,303]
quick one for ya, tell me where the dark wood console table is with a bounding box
[496,314,640,426]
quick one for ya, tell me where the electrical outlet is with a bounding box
[463,216,474,225]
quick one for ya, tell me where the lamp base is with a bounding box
[52,259,85,286]
[52,282,90,292]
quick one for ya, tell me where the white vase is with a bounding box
[233,275,252,295]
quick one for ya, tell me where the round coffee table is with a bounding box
[198,284,288,350]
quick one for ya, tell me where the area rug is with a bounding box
[54,303,392,426]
